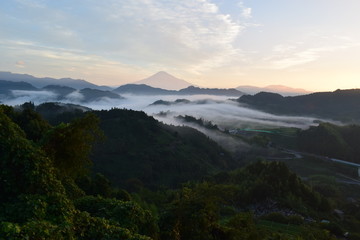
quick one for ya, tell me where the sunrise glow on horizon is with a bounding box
[1,0,360,92]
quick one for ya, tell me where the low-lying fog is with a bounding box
[84,94,327,130]
[2,91,330,130]
[3,92,338,153]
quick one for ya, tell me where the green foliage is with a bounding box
[0,109,65,202]
[36,106,234,189]
[160,185,223,240]
[0,220,72,240]
[262,212,304,225]
[36,102,88,125]
[200,161,333,217]
[157,166,327,240]
[299,226,337,240]
[307,175,341,199]
[1,103,51,142]
[297,123,360,164]
[42,112,103,178]
[224,213,261,240]
[90,173,113,198]
[298,123,349,159]
[257,220,302,238]
[74,196,158,238]
[262,213,290,224]
[320,222,344,236]
[60,176,86,200]
[251,135,271,147]
[76,173,132,200]
[0,222,21,240]
[0,105,152,240]
[1,103,359,240]
[90,108,233,189]
[349,233,360,240]
[73,211,152,240]
[176,115,219,130]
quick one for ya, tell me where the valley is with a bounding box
[1,72,360,240]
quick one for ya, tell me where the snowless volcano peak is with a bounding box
[134,71,193,90]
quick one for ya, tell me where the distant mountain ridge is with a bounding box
[238,89,360,122]
[0,80,38,94]
[134,71,193,90]
[0,80,122,103]
[0,71,111,90]
[179,86,243,96]
[114,84,244,96]
[237,84,311,96]
[114,84,176,95]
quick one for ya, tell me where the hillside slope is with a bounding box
[238,89,360,122]
[36,104,236,189]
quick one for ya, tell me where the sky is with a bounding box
[1,0,360,91]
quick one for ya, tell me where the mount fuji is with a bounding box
[134,71,193,90]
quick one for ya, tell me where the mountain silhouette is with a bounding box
[237,84,311,96]
[0,71,111,90]
[134,71,192,90]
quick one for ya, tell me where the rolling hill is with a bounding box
[114,84,244,96]
[0,81,122,103]
[0,80,38,94]
[113,84,176,95]
[237,85,311,96]
[238,89,360,122]
[0,71,112,90]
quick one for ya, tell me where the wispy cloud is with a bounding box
[238,1,252,19]
[1,0,244,77]
[14,0,46,9]
[0,39,145,84]
[263,36,360,69]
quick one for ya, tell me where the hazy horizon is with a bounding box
[1,70,356,93]
[0,70,316,92]
[1,1,360,91]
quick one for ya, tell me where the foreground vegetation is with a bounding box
[1,103,360,239]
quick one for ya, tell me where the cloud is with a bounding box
[14,0,46,9]
[268,47,324,69]
[99,0,242,72]
[2,0,243,76]
[66,91,84,102]
[2,91,339,151]
[263,36,360,69]
[0,39,146,84]
[7,90,58,105]
[5,91,327,129]
[238,1,252,19]
[80,94,328,130]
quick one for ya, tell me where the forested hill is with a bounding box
[35,102,236,189]
[238,89,360,122]
[297,122,360,164]
[0,104,156,239]
[92,109,235,189]
[1,102,360,239]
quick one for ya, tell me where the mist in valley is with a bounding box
[2,91,338,154]
[84,94,331,130]
[2,91,328,130]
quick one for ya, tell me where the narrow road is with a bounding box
[281,148,360,168]
[268,148,360,185]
